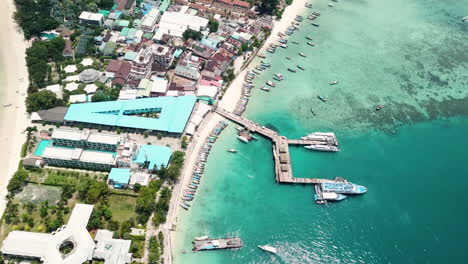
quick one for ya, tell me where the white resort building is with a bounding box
[1,204,132,264]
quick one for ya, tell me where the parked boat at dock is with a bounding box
[321,182,367,194]
[237,136,249,143]
[314,185,347,203]
[305,144,339,152]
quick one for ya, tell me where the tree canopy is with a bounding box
[26,38,65,88]
[14,0,60,39]
[208,18,219,33]
[182,29,202,41]
[25,90,65,113]
[258,0,279,15]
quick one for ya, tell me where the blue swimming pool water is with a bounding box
[34,140,51,156]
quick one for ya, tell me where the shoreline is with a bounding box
[168,0,311,262]
[0,0,31,215]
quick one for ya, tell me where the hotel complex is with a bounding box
[36,128,172,174]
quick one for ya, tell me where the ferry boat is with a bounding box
[318,95,327,102]
[307,42,315,46]
[321,182,367,194]
[376,105,384,111]
[193,237,243,251]
[287,68,297,73]
[227,148,237,153]
[297,65,305,70]
[305,144,339,152]
[258,245,278,254]
[266,81,276,87]
[299,52,307,57]
[260,86,271,92]
[330,80,339,85]
[311,23,320,27]
[237,136,249,143]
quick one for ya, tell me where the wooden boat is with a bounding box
[307,42,315,46]
[297,65,305,70]
[330,80,339,85]
[376,105,384,111]
[287,68,297,73]
[291,41,299,44]
[306,36,313,40]
[318,95,327,102]
[260,86,271,92]
[257,54,266,58]
[227,148,238,153]
[299,53,307,57]
[311,23,320,27]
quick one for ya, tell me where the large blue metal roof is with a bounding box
[64,96,196,133]
[133,144,172,170]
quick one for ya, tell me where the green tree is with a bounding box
[182,28,202,41]
[208,18,219,33]
[25,90,65,113]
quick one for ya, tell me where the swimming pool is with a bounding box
[34,140,51,156]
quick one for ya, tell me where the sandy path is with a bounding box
[0,0,31,215]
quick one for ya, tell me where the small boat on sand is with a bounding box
[318,95,327,102]
[330,80,339,85]
[299,52,307,57]
[376,105,384,111]
[227,148,237,153]
[258,245,278,254]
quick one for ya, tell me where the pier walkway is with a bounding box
[215,108,338,184]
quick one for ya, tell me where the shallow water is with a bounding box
[173,0,468,263]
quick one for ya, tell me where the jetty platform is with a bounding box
[215,108,339,184]
[193,237,243,251]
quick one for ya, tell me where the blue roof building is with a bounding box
[108,168,131,188]
[133,145,172,171]
[64,96,197,134]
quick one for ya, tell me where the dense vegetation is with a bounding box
[25,90,65,113]
[14,0,59,39]
[182,29,203,41]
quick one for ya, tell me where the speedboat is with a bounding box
[260,86,271,92]
[307,42,315,46]
[237,136,249,143]
[299,52,306,57]
[280,43,287,48]
[227,148,237,153]
[463,16,468,22]
[258,245,278,254]
[266,81,275,87]
[330,80,339,85]
[287,68,297,73]
[297,65,305,70]
[275,73,284,79]
[376,105,384,111]
[318,95,327,102]
[306,36,313,40]
[328,3,334,7]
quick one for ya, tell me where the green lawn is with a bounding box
[108,195,137,222]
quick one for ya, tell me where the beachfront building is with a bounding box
[175,53,201,81]
[133,144,172,171]
[41,147,116,171]
[51,128,122,151]
[153,11,209,41]
[1,204,132,264]
[79,11,105,26]
[140,8,161,32]
[64,96,197,134]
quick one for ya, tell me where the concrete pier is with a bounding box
[215,108,339,184]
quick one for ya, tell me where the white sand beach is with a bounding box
[168,0,311,261]
[0,0,31,214]
[220,0,311,112]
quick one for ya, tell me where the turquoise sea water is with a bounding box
[173,0,468,263]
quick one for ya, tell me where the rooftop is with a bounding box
[133,144,172,170]
[64,96,197,133]
[108,168,131,185]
